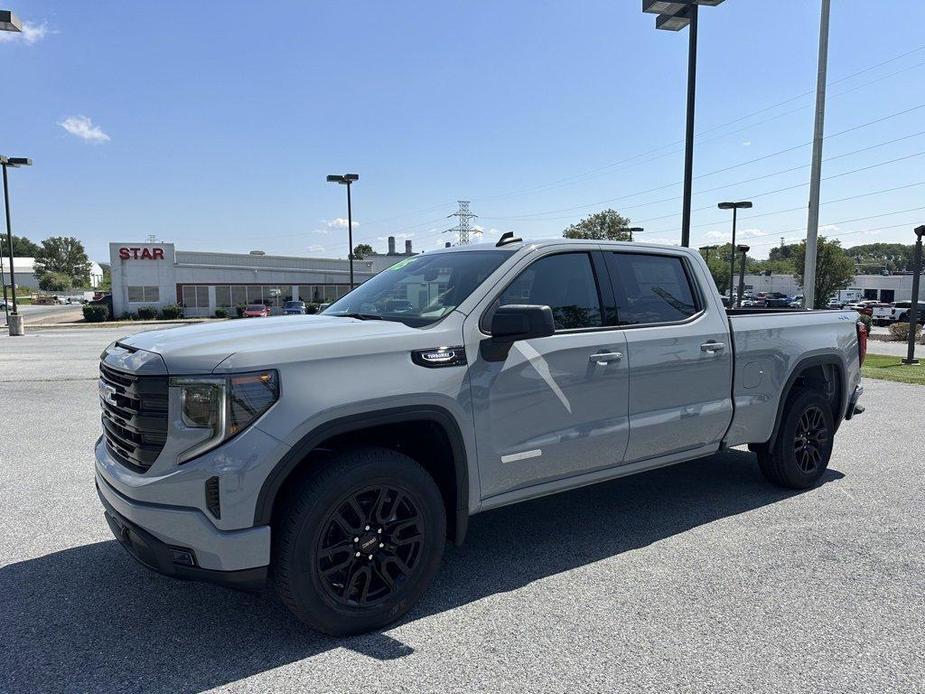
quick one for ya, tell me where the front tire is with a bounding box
[756,389,834,489]
[274,447,446,635]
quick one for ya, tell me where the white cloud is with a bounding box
[59,115,110,143]
[740,227,764,239]
[741,141,752,147]
[310,228,328,235]
[306,244,325,253]
[325,218,357,229]
[819,224,840,233]
[0,20,48,44]
[646,237,679,246]
[703,230,727,241]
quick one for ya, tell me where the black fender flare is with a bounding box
[253,405,470,544]
[765,354,846,454]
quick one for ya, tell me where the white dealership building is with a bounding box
[108,237,415,318]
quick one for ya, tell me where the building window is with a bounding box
[215,286,232,308]
[180,285,209,308]
[127,286,160,302]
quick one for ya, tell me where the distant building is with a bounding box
[740,272,923,302]
[107,236,418,318]
[0,257,104,289]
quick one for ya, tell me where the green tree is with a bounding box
[563,209,635,241]
[793,237,855,309]
[38,271,72,292]
[699,243,737,295]
[352,243,373,259]
[1,234,42,257]
[34,236,92,287]
[843,242,915,274]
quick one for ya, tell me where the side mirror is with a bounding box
[490,304,555,342]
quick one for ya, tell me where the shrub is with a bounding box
[82,304,109,323]
[235,304,247,318]
[305,303,320,315]
[136,305,158,320]
[889,322,922,342]
[214,308,228,319]
[159,304,183,320]
[119,312,135,321]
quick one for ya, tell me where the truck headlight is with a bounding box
[170,371,279,463]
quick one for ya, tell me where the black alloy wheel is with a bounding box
[756,388,835,489]
[793,405,828,475]
[274,447,445,635]
[316,485,425,608]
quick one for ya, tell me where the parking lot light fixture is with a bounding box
[901,225,925,365]
[1,155,31,335]
[736,243,750,309]
[643,0,726,247]
[627,226,644,241]
[718,201,752,300]
[326,173,360,289]
[0,9,22,32]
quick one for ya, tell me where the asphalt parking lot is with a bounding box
[1,326,923,693]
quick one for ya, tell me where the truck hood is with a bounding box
[119,315,428,374]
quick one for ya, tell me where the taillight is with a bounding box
[856,321,868,367]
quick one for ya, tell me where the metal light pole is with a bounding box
[736,244,750,308]
[1,156,31,336]
[901,225,924,365]
[642,0,726,247]
[718,201,752,300]
[802,0,831,310]
[627,226,644,241]
[326,173,359,289]
[0,234,9,325]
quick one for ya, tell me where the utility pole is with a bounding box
[802,0,831,309]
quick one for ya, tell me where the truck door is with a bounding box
[602,251,733,463]
[466,250,630,500]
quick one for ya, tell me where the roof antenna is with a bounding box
[496,231,522,247]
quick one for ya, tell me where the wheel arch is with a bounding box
[765,355,845,454]
[254,405,470,544]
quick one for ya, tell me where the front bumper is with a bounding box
[95,462,271,575]
[97,479,267,590]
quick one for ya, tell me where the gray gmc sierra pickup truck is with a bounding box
[95,237,865,634]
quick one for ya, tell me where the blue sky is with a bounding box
[2,1,925,263]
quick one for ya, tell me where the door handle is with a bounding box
[700,342,726,353]
[590,351,623,365]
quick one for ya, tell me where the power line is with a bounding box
[463,51,925,205]
[485,122,925,224]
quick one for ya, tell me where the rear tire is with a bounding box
[273,447,446,635]
[756,389,834,489]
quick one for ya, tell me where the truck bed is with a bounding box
[724,309,861,447]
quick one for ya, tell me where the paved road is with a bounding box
[1,303,83,326]
[1,327,923,693]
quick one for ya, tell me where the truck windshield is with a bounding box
[323,250,511,327]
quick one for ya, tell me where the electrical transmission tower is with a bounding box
[444,201,478,246]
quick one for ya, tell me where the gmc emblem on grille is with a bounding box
[98,380,118,405]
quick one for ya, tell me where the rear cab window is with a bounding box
[604,252,701,326]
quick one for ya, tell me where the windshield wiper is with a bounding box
[330,312,384,320]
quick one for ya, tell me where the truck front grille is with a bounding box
[99,362,169,472]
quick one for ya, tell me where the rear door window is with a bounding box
[605,253,699,325]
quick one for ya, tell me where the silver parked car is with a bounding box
[95,238,865,635]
